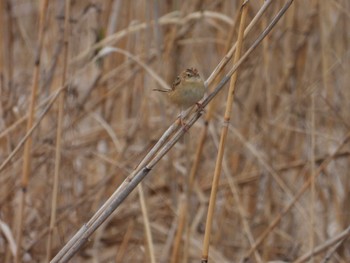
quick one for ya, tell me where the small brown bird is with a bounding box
[154,68,206,122]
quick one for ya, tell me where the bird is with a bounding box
[154,68,206,125]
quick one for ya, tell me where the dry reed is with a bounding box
[0,1,349,262]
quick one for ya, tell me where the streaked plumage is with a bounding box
[155,68,206,109]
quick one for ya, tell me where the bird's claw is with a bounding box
[176,117,189,132]
[195,102,205,113]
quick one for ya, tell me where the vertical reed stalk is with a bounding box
[201,2,248,262]
[0,0,3,80]
[5,0,14,91]
[171,194,187,263]
[310,93,316,262]
[45,0,70,261]
[138,185,156,263]
[15,1,49,262]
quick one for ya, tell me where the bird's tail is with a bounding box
[153,88,170,92]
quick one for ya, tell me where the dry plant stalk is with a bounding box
[45,0,71,262]
[297,225,350,263]
[1,1,349,262]
[240,132,350,261]
[15,1,49,262]
[50,1,295,262]
[137,184,156,263]
[201,1,248,262]
[170,194,187,263]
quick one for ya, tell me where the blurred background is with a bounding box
[0,0,349,262]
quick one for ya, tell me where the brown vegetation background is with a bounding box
[0,0,349,262]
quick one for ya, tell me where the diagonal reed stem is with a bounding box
[50,1,294,262]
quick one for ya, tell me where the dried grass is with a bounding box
[0,0,350,262]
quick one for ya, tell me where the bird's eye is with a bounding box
[186,73,191,77]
